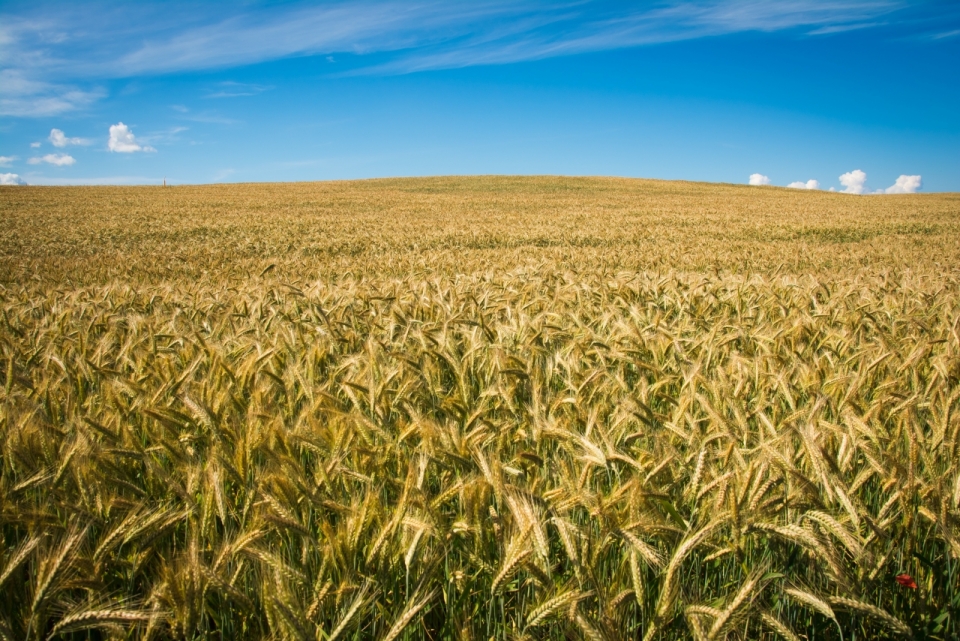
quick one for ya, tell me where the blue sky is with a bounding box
[1,1,958,191]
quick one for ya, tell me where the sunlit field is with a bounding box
[2,176,959,640]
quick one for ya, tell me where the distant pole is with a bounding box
[163,177,166,187]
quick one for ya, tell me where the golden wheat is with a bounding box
[0,176,958,639]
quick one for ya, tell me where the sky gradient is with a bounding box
[1,1,958,191]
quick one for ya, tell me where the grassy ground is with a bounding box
[1,177,959,640]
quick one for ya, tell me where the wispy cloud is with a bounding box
[137,126,189,147]
[168,103,230,121]
[107,2,514,76]
[0,69,102,116]
[204,81,274,98]
[931,29,960,40]
[50,128,90,147]
[28,152,75,166]
[0,155,17,167]
[0,1,909,114]
[175,112,241,125]
[807,22,883,35]
[351,1,908,75]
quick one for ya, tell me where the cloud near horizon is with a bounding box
[837,169,923,194]
[108,123,156,153]
[884,174,922,194]
[839,169,868,194]
[0,172,27,185]
[749,170,922,194]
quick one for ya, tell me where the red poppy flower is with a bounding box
[895,573,917,589]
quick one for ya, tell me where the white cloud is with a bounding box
[839,169,868,194]
[0,69,102,117]
[884,174,922,194]
[787,179,820,190]
[807,22,882,36]
[205,81,273,98]
[108,122,156,153]
[49,128,88,147]
[749,173,770,186]
[0,173,27,185]
[177,112,239,125]
[0,155,16,166]
[30,142,41,148]
[0,1,904,87]
[28,153,75,166]
[0,2,916,117]
[932,29,960,40]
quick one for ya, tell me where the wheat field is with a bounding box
[1,176,959,640]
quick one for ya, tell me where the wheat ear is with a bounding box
[525,590,586,629]
[327,582,372,641]
[760,611,802,641]
[491,525,532,594]
[380,588,438,641]
[48,608,153,638]
[828,596,912,638]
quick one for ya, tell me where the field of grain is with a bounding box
[2,176,960,640]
